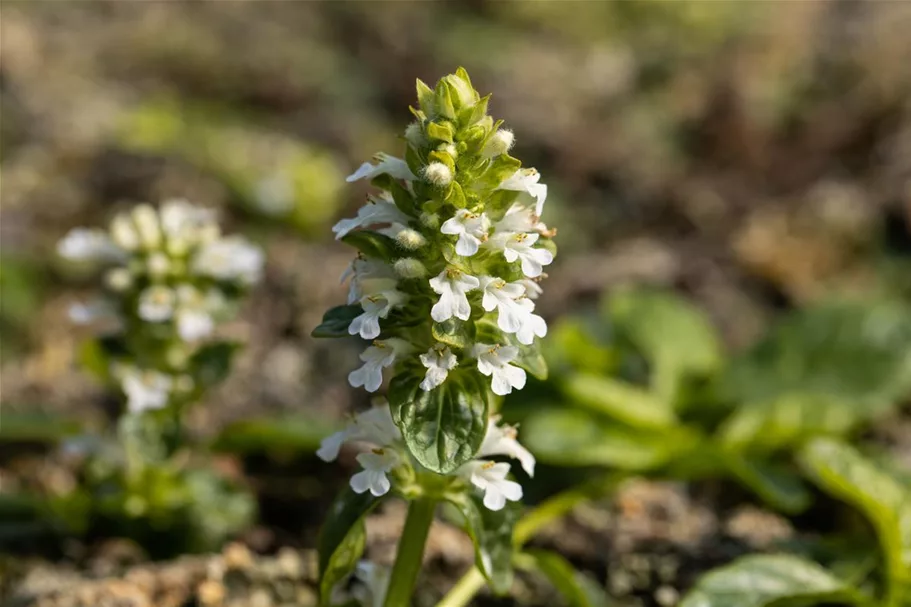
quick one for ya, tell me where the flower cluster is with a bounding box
[318,401,534,511]
[313,68,554,507]
[58,199,263,415]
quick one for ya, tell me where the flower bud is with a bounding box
[437,143,458,161]
[484,129,514,158]
[146,252,171,278]
[393,258,427,279]
[110,214,140,251]
[131,204,162,250]
[423,162,452,187]
[419,212,440,230]
[395,228,427,250]
[104,267,133,292]
[404,122,425,147]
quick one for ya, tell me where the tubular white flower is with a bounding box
[517,277,544,300]
[350,448,398,496]
[478,275,526,333]
[480,417,536,477]
[473,343,526,396]
[316,400,403,462]
[57,228,124,263]
[121,369,173,414]
[514,298,548,346]
[348,285,407,340]
[460,460,523,511]
[440,209,491,257]
[347,153,416,183]
[192,235,264,285]
[138,286,175,322]
[495,203,549,235]
[497,168,548,217]
[332,198,411,241]
[490,232,553,278]
[348,338,411,392]
[176,309,214,342]
[429,268,479,322]
[419,346,458,391]
[423,162,453,187]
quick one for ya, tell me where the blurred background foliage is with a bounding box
[1,1,911,606]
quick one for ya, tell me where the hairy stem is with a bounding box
[384,496,437,607]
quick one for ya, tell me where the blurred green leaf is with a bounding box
[445,490,520,595]
[547,317,617,376]
[722,451,811,514]
[190,341,240,391]
[318,487,383,606]
[607,289,721,405]
[522,408,690,471]
[561,373,675,430]
[680,554,865,607]
[433,318,474,350]
[0,411,82,443]
[212,416,340,454]
[721,301,911,412]
[517,549,612,607]
[798,438,911,600]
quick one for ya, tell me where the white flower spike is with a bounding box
[473,343,526,396]
[429,268,480,322]
[347,153,416,183]
[419,346,458,391]
[440,209,491,256]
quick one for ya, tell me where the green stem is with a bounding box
[384,496,437,607]
[437,474,621,607]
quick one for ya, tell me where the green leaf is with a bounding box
[311,304,362,338]
[607,289,721,405]
[0,412,82,443]
[462,94,490,127]
[445,491,520,595]
[318,487,384,605]
[521,408,687,471]
[722,451,811,514]
[434,80,456,119]
[446,181,467,209]
[719,393,858,452]
[680,554,865,607]
[212,416,340,454]
[426,121,454,143]
[372,175,417,215]
[480,154,522,189]
[340,231,400,262]
[721,300,911,412]
[517,549,611,607]
[190,341,239,390]
[799,438,911,595]
[415,79,435,115]
[389,370,490,474]
[79,335,129,381]
[562,373,675,430]
[433,318,474,350]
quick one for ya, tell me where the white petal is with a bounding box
[483,486,507,511]
[455,234,480,256]
[316,430,348,462]
[431,290,455,322]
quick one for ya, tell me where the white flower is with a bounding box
[57,228,124,263]
[348,338,411,392]
[109,215,141,251]
[352,561,391,607]
[350,448,398,496]
[192,235,264,286]
[419,346,458,391]
[423,162,452,187]
[160,199,217,253]
[121,369,173,414]
[514,298,548,345]
[494,232,553,278]
[176,309,213,341]
[495,202,549,235]
[131,204,163,250]
[430,268,479,322]
[104,268,133,292]
[478,275,526,333]
[342,260,396,305]
[146,252,171,278]
[517,277,543,300]
[138,286,175,322]
[316,400,402,462]
[460,460,523,511]
[347,153,416,183]
[348,285,407,340]
[332,198,411,241]
[480,417,536,477]
[473,343,526,396]
[498,168,548,217]
[440,210,491,256]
